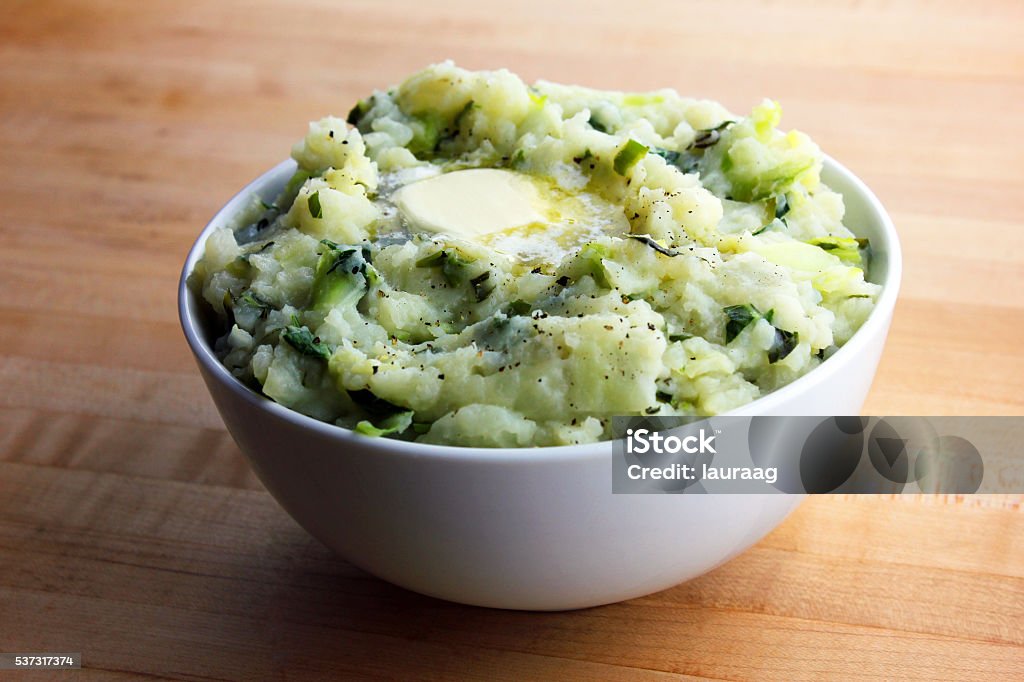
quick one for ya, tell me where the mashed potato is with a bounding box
[190,62,879,447]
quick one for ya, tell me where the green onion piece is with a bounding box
[613,139,649,175]
[307,191,323,219]
[578,242,612,288]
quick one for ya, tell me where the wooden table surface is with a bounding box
[2,0,1022,679]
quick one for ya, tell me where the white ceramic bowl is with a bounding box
[179,157,900,610]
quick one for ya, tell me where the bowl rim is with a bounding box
[179,155,902,463]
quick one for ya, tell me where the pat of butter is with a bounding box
[392,168,547,238]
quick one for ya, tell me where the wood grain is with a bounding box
[1,0,1022,679]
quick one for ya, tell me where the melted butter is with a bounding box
[392,168,547,238]
[381,166,629,266]
[480,185,629,265]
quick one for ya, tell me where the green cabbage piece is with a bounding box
[311,241,369,312]
[808,236,868,267]
[355,411,414,437]
[715,100,821,202]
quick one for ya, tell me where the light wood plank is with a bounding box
[1,463,1021,681]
